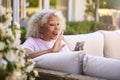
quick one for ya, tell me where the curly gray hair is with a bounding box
[26,9,66,38]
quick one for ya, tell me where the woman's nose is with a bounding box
[54,24,60,30]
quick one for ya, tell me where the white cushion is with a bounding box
[32,51,83,74]
[101,30,120,59]
[63,31,104,57]
[83,54,120,80]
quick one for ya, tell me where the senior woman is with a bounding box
[21,9,70,59]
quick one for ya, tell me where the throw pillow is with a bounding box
[32,51,84,74]
[63,31,104,57]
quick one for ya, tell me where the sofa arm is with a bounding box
[35,68,106,80]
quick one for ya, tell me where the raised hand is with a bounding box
[51,31,65,52]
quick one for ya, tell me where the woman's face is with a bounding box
[40,15,61,41]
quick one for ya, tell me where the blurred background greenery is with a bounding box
[17,0,120,43]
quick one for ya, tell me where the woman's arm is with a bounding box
[24,48,53,59]
[25,31,65,59]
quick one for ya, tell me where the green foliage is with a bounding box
[85,5,94,14]
[50,0,56,6]
[28,0,39,7]
[100,0,120,9]
[64,21,102,35]
[20,27,26,44]
[100,0,108,8]
[84,0,97,20]
[0,68,6,80]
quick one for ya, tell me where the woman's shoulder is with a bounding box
[26,37,38,41]
[22,37,39,45]
[27,37,35,39]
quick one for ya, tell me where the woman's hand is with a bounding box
[51,31,65,52]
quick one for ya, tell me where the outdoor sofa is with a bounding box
[34,30,120,80]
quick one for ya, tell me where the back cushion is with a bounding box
[101,30,120,59]
[63,31,104,57]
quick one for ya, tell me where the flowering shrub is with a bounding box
[0,5,38,80]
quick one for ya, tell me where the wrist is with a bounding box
[49,48,54,53]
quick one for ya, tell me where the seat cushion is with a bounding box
[32,51,83,74]
[83,54,120,80]
[63,31,104,57]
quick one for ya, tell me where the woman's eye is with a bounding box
[57,23,59,26]
[48,23,60,27]
[49,24,55,26]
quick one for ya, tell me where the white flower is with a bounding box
[3,13,12,26]
[0,42,5,50]
[0,59,8,69]
[0,6,5,16]
[29,77,35,80]
[13,70,22,77]
[26,64,34,73]
[0,52,3,58]
[6,29,15,44]
[33,70,39,77]
[0,27,6,36]
[14,22,20,29]
[6,28,13,36]
[5,50,16,62]
[15,30,21,38]
[17,47,26,57]
[26,59,35,73]
[20,74,27,80]
[0,5,38,80]
[16,58,25,67]
[6,70,21,80]
[11,39,21,47]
